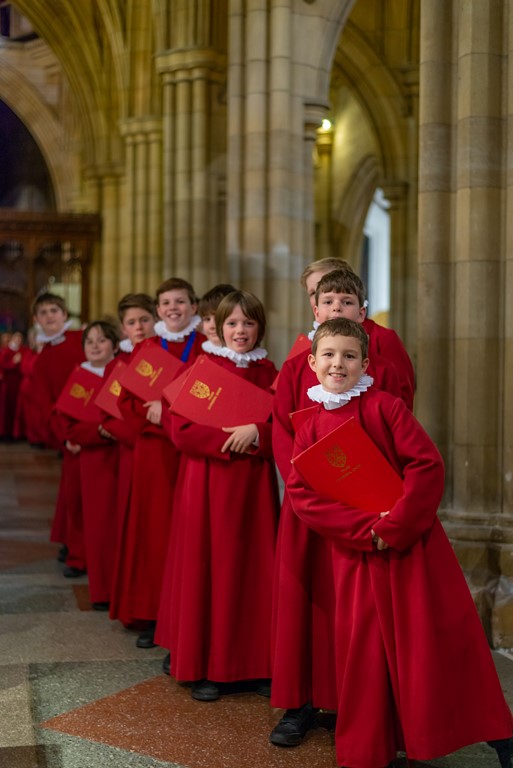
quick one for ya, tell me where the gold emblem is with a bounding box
[325,445,347,469]
[70,383,94,406]
[189,379,222,410]
[135,359,163,387]
[109,379,121,397]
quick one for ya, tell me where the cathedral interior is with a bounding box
[2,1,513,766]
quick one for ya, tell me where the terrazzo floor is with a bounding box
[0,441,511,768]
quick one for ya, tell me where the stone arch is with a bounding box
[0,60,74,211]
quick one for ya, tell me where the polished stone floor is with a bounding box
[0,441,511,768]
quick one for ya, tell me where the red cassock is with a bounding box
[50,410,86,570]
[32,331,85,450]
[0,345,25,438]
[111,333,205,626]
[155,355,280,683]
[13,348,39,442]
[63,399,120,604]
[287,389,513,768]
[363,317,415,410]
[270,344,409,711]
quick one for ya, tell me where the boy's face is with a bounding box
[305,269,330,312]
[121,308,155,346]
[308,334,369,395]
[34,303,68,336]
[222,304,259,354]
[157,289,197,333]
[201,313,221,345]
[314,291,365,325]
[84,326,117,367]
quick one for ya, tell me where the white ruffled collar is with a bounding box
[80,361,106,377]
[307,375,374,410]
[8,340,21,351]
[36,320,73,345]
[307,320,320,342]
[205,343,268,368]
[119,338,134,353]
[154,316,201,342]
[202,340,222,355]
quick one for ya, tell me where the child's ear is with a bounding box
[308,353,317,372]
[362,357,370,373]
[313,305,321,322]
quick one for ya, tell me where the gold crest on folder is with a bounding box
[109,379,122,396]
[135,359,163,387]
[189,379,222,410]
[325,445,347,469]
[70,383,94,406]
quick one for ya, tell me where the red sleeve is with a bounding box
[369,399,444,551]
[101,413,137,447]
[365,321,415,410]
[170,413,230,461]
[271,358,297,482]
[65,418,107,447]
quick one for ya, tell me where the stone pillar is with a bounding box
[119,118,163,295]
[315,124,334,262]
[157,49,226,293]
[418,0,513,646]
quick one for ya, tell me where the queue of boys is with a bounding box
[1,257,512,768]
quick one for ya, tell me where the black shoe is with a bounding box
[269,702,317,746]
[136,626,157,648]
[57,545,68,563]
[255,678,271,697]
[191,679,220,701]
[162,652,170,675]
[63,565,86,578]
[92,602,110,611]
[489,738,513,768]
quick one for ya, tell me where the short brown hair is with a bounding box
[156,278,197,305]
[32,292,68,316]
[312,318,369,359]
[314,269,366,308]
[117,293,157,322]
[82,320,121,350]
[198,284,237,318]
[216,290,266,347]
[300,258,353,288]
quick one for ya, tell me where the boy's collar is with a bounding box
[36,320,73,345]
[204,343,268,368]
[154,316,201,342]
[307,375,374,409]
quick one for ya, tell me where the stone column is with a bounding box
[418,0,512,646]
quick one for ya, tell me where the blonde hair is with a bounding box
[300,258,353,288]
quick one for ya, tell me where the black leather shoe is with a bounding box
[57,545,68,563]
[269,702,317,746]
[162,652,170,675]
[191,679,220,701]
[488,738,513,767]
[92,602,110,611]
[136,626,157,648]
[63,565,86,578]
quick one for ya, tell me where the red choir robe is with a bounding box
[111,331,205,627]
[363,317,415,410]
[0,344,25,438]
[287,389,513,768]
[50,410,86,570]
[61,366,119,604]
[155,354,280,682]
[31,330,85,450]
[270,344,408,711]
[13,348,39,442]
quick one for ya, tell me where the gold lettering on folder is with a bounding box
[70,383,94,406]
[135,359,163,387]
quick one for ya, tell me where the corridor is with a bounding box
[0,442,511,768]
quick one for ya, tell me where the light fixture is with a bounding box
[321,119,332,131]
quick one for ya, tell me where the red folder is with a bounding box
[292,416,403,513]
[94,359,127,419]
[289,405,318,433]
[119,339,184,401]
[162,366,194,407]
[55,365,103,423]
[169,355,273,428]
[271,334,311,390]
